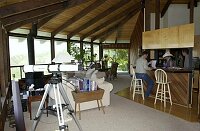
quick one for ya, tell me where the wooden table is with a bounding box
[71,88,105,120]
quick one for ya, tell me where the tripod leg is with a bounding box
[53,84,67,131]
[58,83,83,131]
[32,84,50,131]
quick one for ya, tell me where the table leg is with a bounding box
[97,100,100,110]
[100,99,105,114]
[75,103,77,115]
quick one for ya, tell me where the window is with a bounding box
[9,36,29,79]
[55,41,67,57]
[9,36,28,66]
[93,44,99,61]
[34,39,51,64]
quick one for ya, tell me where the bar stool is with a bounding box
[130,68,144,100]
[154,69,172,107]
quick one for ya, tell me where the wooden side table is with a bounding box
[71,88,105,120]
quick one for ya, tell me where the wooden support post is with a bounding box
[67,38,71,54]
[50,35,55,62]
[91,42,94,62]
[190,0,194,23]
[155,0,160,29]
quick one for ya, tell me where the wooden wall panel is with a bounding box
[178,24,194,48]
[142,23,194,49]
[193,35,200,57]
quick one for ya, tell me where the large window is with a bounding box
[34,39,51,64]
[9,36,29,79]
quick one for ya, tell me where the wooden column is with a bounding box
[99,43,103,60]
[0,22,7,96]
[67,38,71,54]
[145,0,150,31]
[155,0,160,29]
[189,0,194,107]
[27,33,35,65]
[91,41,94,62]
[80,41,84,60]
[50,35,55,62]
[190,0,194,23]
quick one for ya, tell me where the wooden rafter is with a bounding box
[37,13,59,29]
[67,0,131,38]
[92,8,141,42]
[1,2,68,26]
[161,0,172,17]
[0,0,66,17]
[5,9,61,31]
[51,0,106,36]
[81,1,142,40]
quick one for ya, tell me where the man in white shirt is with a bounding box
[182,49,189,69]
[135,51,154,98]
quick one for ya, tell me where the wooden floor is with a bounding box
[115,87,199,122]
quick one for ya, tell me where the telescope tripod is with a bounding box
[32,73,83,131]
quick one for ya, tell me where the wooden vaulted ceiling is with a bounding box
[0,0,197,43]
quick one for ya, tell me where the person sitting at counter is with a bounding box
[135,51,154,98]
[182,49,189,68]
[162,51,175,68]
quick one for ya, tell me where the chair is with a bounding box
[106,62,118,80]
[154,69,172,107]
[130,68,144,100]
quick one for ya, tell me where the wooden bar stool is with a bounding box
[130,68,144,100]
[154,69,172,107]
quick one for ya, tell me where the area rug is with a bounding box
[115,87,199,122]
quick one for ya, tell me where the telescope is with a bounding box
[23,63,79,73]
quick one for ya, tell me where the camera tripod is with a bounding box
[32,73,83,131]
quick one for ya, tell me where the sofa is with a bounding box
[48,69,113,111]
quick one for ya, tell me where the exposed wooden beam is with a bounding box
[161,0,172,17]
[92,9,141,42]
[37,13,58,29]
[0,0,66,17]
[67,0,131,38]
[52,0,106,36]
[1,2,68,26]
[81,1,142,40]
[155,0,160,29]
[144,0,151,31]
[0,0,91,18]
[5,10,61,31]
[190,0,194,23]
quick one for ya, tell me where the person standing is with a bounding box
[182,49,189,68]
[135,51,154,98]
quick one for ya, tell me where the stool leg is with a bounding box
[154,84,160,104]
[167,83,172,105]
[75,103,77,116]
[164,84,166,108]
[141,80,144,100]
[161,84,164,103]
[130,80,133,91]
